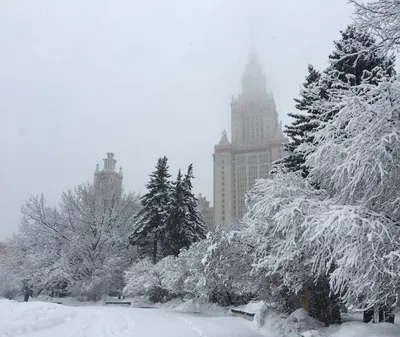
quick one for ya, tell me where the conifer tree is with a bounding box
[317,24,395,122]
[278,64,322,177]
[129,156,172,264]
[166,165,206,257]
[181,164,206,247]
[278,24,395,178]
[165,170,186,257]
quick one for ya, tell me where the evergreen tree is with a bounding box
[277,25,395,178]
[317,24,395,122]
[181,164,206,247]
[277,64,322,177]
[129,156,172,264]
[165,170,186,257]
[166,164,206,257]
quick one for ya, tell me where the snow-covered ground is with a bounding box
[0,299,264,337]
[2,299,400,337]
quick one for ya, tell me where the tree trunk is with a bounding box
[379,305,395,324]
[308,278,341,326]
[363,308,374,323]
[152,238,158,264]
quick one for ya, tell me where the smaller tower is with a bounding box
[213,131,233,226]
[94,152,123,201]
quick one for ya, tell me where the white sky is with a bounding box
[0,0,354,240]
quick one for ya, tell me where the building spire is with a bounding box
[241,45,266,100]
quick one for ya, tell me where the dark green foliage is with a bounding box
[129,156,172,264]
[130,159,206,262]
[327,25,395,88]
[181,164,207,246]
[166,164,206,256]
[277,64,322,177]
[277,24,395,178]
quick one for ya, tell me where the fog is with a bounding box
[0,0,354,239]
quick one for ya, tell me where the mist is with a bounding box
[0,0,354,239]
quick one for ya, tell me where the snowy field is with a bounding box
[1,299,400,337]
[0,299,264,337]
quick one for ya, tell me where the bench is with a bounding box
[230,309,255,320]
[105,301,131,306]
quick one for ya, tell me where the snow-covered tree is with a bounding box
[8,184,139,300]
[276,25,394,180]
[124,238,211,302]
[165,169,186,257]
[315,24,395,124]
[243,22,400,325]
[129,156,172,264]
[61,184,139,300]
[180,164,206,248]
[276,65,322,177]
[131,161,205,261]
[351,0,400,52]
[11,195,69,296]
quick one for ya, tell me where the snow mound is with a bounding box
[235,300,266,314]
[173,299,227,315]
[323,321,400,337]
[261,308,323,337]
[0,299,76,336]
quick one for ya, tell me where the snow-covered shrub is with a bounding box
[124,236,222,303]
[124,259,157,297]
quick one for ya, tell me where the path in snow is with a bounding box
[0,300,266,337]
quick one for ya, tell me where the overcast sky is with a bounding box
[0,0,354,240]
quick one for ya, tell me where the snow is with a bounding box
[258,308,400,337]
[2,298,400,337]
[0,299,264,337]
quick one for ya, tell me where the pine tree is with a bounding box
[164,170,186,257]
[166,165,206,257]
[181,164,206,247]
[317,24,395,122]
[277,64,322,177]
[277,25,395,178]
[129,156,172,264]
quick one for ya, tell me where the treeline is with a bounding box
[0,157,205,301]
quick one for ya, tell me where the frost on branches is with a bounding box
[124,239,210,302]
[5,185,140,300]
[305,77,400,220]
[351,0,400,52]
[243,71,400,313]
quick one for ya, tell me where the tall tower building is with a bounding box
[94,152,123,201]
[213,48,287,226]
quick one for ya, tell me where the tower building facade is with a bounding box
[94,152,123,201]
[213,49,287,226]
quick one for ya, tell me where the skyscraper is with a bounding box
[213,48,287,226]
